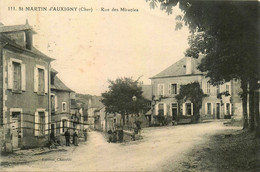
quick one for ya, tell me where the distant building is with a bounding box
[150,56,242,123]
[87,96,104,129]
[50,69,75,144]
[0,21,54,151]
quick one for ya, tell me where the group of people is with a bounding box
[107,127,124,143]
[64,129,79,146]
[49,129,88,148]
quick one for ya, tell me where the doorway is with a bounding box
[216,103,220,119]
[51,124,55,135]
[172,103,178,120]
[11,112,21,149]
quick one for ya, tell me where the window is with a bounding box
[62,119,67,133]
[35,110,48,136]
[158,103,164,115]
[51,95,55,112]
[226,84,230,93]
[170,84,177,95]
[39,112,45,135]
[158,84,164,96]
[38,68,45,93]
[216,85,220,95]
[34,65,47,94]
[13,62,21,91]
[207,103,212,114]
[186,103,192,115]
[51,75,55,85]
[62,102,67,112]
[207,82,211,94]
[8,59,25,91]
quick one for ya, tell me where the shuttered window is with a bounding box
[38,68,45,93]
[8,59,26,91]
[34,65,48,94]
[158,103,164,115]
[169,84,177,94]
[158,84,164,96]
[51,95,55,113]
[39,112,45,135]
[13,62,21,91]
[207,82,211,94]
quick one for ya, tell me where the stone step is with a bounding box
[178,118,192,124]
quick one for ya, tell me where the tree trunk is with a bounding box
[254,91,259,127]
[241,81,249,129]
[249,79,258,130]
[122,113,125,126]
[249,83,255,130]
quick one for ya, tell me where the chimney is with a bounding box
[186,57,193,75]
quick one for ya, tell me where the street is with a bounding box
[2,121,241,171]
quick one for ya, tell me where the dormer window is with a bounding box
[25,30,32,50]
[51,74,55,85]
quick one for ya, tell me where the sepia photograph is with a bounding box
[0,0,259,171]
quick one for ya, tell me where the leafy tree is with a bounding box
[146,0,259,130]
[175,82,206,122]
[101,77,148,125]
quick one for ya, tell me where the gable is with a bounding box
[151,57,203,79]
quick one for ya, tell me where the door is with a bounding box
[11,112,21,149]
[172,103,178,120]
[216,103,220,119]
[51,124,55,135]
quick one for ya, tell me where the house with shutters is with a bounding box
[0,21,54,151]
[150,56,242,123]
[50,69,75,144]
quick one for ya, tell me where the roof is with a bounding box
[0,25,54,61]
[151,57,203,79]
[51,76,74,92]
[89,96,104,109]
[141,85,152,100]
[0,23,36,33]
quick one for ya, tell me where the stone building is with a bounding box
[50,69,75,144]
[0,21,54,151]
[150,56,242,123]
[87,96,104,129]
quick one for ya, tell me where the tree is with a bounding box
[101,77,148,125]
[175,82,207,122]
[146,0,259,130]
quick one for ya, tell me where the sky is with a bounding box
[0,0,190,95]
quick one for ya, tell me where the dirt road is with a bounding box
[2,121,241,171]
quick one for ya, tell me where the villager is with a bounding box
[112,131,117,143]
[73,130,79,146]
[49,131,56,149]
[172,115,176,126]
[118,128,124,143]
[64,129,70,146]
[108,130,113,143]
[50,131,55,143]
[84,129,88,142]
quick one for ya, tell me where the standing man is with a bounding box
[84,129,88,142]
[64,129,70,146]
[73,130,79,146]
